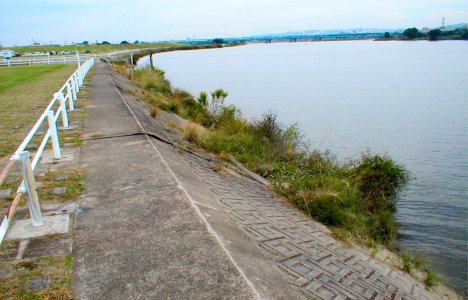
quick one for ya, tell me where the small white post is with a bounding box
[56,92,69,128]
[73,72,80,93]
[71,78,77,100]
[19,151,43,227]
[79,69,84,86]
[47,52,50,64]
[77,70,81,87]
[29,60,31,66]
[46,110,61,159]
[66,83,74,110]
[64,57,66,64]
[76,52,81,67]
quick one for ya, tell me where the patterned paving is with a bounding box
[182,153,434,300]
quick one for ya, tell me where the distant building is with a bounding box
[420,27,430,34]
[0,50,15,58]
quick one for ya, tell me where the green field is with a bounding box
[2,42,181,54]
[0,64,77,158]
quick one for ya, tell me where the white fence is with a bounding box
[0,58,95,243]
[0,55,95,67]
[0,50,137,67]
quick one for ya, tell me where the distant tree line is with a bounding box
[383,27,468,41]
[79,40,148,45]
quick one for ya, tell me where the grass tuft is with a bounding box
[150,106,159,118]
[425,269,440,288]
[402,251,414,273]
[401,250,429,273]
[181,123,206,146]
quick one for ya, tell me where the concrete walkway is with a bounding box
[73,62,254,299]
[73,61,437,299]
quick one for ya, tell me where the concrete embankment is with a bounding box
[73,60,453,299]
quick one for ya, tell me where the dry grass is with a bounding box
[211,163,223,173]
[217,152,231,162]
[181,123,206,146]
[150,106,159,118]
[113,64,131,78]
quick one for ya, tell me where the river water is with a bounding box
[142,41,468,291]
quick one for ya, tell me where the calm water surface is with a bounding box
[143,41,468,291]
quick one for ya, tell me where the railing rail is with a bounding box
[0,49,137,67]
[0,58,95,243]
[0,56,93,67]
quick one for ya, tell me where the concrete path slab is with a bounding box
[6,214,69,240]
[39,148,77,164]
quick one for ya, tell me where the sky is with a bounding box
[1,0,467,46]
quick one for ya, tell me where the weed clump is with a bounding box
[181,123,206,146]
[119,67,209,125]
[425,269,440,288]
[150,107,159,118]
[205,111,410,245]
[400,250,440,288]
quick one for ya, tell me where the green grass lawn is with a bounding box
[2,42,181,54]
[0,64,77,158]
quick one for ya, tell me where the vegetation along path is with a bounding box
[74,60,443,299]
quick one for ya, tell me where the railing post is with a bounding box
[76,52,81,68]
[78,69,84,86]
[66,83,74,110]
[46,110,61,159]
[56,92,69,128]
[18,151,43,227]
[71,78,78,100]
[74,74,80,93]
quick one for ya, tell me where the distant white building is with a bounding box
[421,27,431,34]
[0,50,15,58]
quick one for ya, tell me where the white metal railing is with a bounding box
[0,58,95,243]
[0,49,138,67]
[0,57,89,67]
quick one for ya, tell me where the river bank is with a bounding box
[142,41,468,293]
[109,51,463,297]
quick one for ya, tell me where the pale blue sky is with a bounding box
[1,0,467,46]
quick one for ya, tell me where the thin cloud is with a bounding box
[379,10,405,20]
[1,0,467,46]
